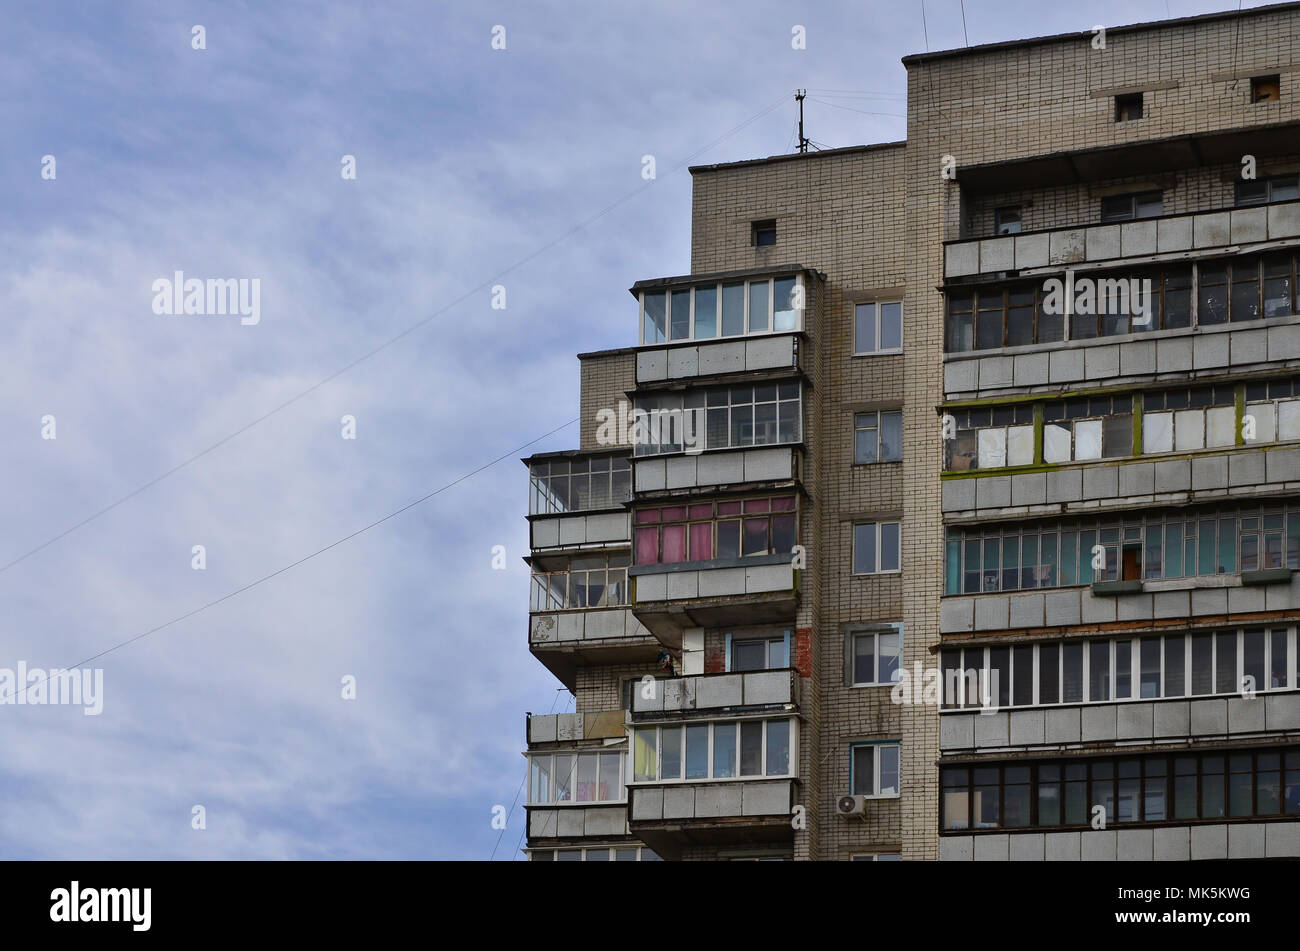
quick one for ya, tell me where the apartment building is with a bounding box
[521,2,1300,861]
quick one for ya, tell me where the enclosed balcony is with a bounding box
[627,493,800,642]
[526,452,632,551]
[525,712,631,843]
[625,713,799,858]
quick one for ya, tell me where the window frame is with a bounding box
[852,520,902,575]
[849,623,905,687]
[638,276,803,346]
[850,741,902,799]
[852,300,904,356]
[630,718,797,784]
[853,409,903,465]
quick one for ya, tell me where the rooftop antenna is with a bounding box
[795,89,808,153]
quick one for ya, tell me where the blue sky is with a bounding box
[0,0,1257,859]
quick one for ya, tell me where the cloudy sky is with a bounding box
[0,0,1256,859]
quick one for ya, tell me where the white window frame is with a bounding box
[852,300,903,356]
[852,520,902,575]
[526,750,627,805]
[629,717,797,784]
[637,276,804,346]
[850,852,902,862]
[854,410,903,465]
[850,741,901,799]
[850,624,904,687]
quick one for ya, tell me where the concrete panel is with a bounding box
[1193,334,1230,370]
[556,712,583,741]
[1153,458,1190,493]
[1266,693,1300,731]
[943,478,976,512]
[978,356,1013,389]
[945,359,979,393]
[664,455,698,490]
[666,346,699,378]
[1011,473,1046,506]
[1045,590,1082,627]
[1115,594,1153,622]
[1227,696,1266,733]
[1013,352,1049,386]
[1230,328,1268,366]
[980,237,1015,272]
[974,597,1010,631]
[940,714,975,750]
[1190,824,1228,859]
[1118,462,1154,497]
[745,563,794,595]
[1086,225,1121,261]
[1015,232,1049,268]
[1049,348,1085,383]
[1152,591,1189,619]
[586,512,630,542]
[940,598,975,634]
[1231,207,1268,244]
[1227,823,1266,859]
[1046,468,1083,503]
[1227,450,1265,488]
[744,671,792,705]
[529,809,558,837]
[635,459,667,492]
[694,784,742,818]
[1189,699,1227,736]
[697,567,745,598]
[1080,590,1118,624]
[975,476,1011,509]
[1082,705,1117,742]
[1153,701,1189,737]
[974,711,1009,747]
[1156,215,1192,252]
[1266,447,1300,485]
[1265,822,1300,857]
[583,807,628,837]
[696,674,742,708]
[973,834,1010,861]
[637,350,667,382]
[1081,465,1118,500]
[1117,702,1153,739]
[1049,229,1086,264]
[1268,201,1300,239]
[1009,709,1045,745]
[1268,322,1300,361]
[939,836,974,860]
[1154,827,1190,861]
[743,448,793,482]
[1045,708,1081,743]
[666,570,699,601]
[744,336,793,371]
[697,341,745,375]
[557,808,584,837]
[1117,828,1154,861]
[1191,455,1227,491]
[1156,335,1193,372]
[741,781,789,816]
[1044,831,1081,861]
[945,242,979,278]
[1119,339,1155,376]
[1226,585,1265,615]
[632,788,664,821]
[1083,345,1120,382]
[1009,593,1045,628]
[1009,834,1045,861]
[635,572,667,603]
[696,453,745,485]
[662,786,695,819]
[1193,211,1231,248]
[662,678,696,711]
[1189,587,1228,616]
[558,517,586,546]
[1080,830,1116,861]
[1120,220,1157,257]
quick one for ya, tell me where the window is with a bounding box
[1236,174,1299,207]
[529,456,631,515]
[854,410,902,464]
[944,283,1063,353]
[994,206,1022,235]
[528,751,625,804]
[634,495,796,566]
[530,553,630,611]
[730,631,790,672]
[851,742,901,797]
[851,853,902,861]
[854,301,903,354]
[752,219,777,247]
[939,628,1294,708]
[1114,92,1143,122]
[530,846,660,861]
[853,521,901,575]
[1041,396,1132,462]
[1100,190,1161,222]
[632,719,794,781]
[1251,74,1281,104]
[1142,384,1238,453]
[945,404,1035,470]
[639,276,802,344]
[941,747,1300,832]
[633,381,801,456]
[850,624,903,686]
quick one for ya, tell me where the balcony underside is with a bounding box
[957,120,1300,193]
[633,590,798,645]
[630,816,794,860]
[530,637,663,691]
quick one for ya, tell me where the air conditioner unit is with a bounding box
[837,794,867,816]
